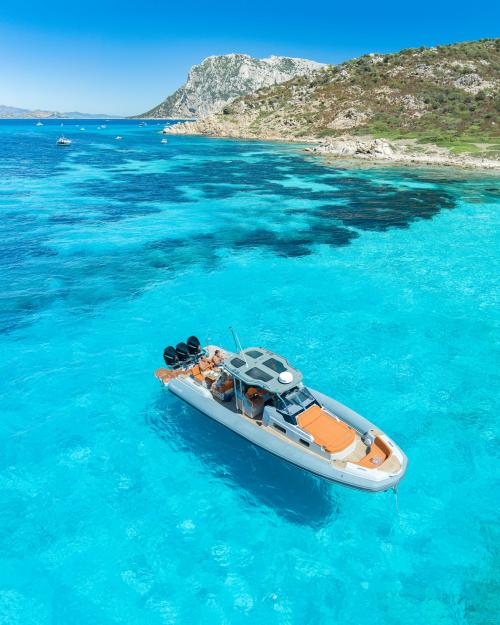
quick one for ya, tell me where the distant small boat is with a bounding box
[101,124,107,129]
[57,122,71,145]
[139,122,146,127]
[115,136,123,140]
[80,127,85,131]
[161,138,168,144]
[161,127,170,134]
[36,121,43,126]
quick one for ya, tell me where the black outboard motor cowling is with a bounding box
[187,335,202,356]
[163,346,178,368]
[175,342,190,364]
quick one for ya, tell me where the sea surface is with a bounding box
[0,119,499,625]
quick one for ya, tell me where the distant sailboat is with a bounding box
[115,136,123,140]
[57,123,72,146]
[36,121,43,126]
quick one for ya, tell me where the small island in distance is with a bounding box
[0,104,120,119]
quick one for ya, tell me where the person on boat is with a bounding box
[210,349,224,367]
[199,355,213,371]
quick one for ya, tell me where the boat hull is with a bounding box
[167,378,407,492]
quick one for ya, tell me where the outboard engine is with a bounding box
[163,346,178,369]
[175,342,191,365]
[187,335,202,357]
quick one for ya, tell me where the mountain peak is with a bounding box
[138,53,326,119]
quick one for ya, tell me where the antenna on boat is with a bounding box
[229,326,238,350]
[229,326,246,360]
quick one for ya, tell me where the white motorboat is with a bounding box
[155,337,408,492]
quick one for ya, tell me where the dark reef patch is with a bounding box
[314,189,455,231]
[5,133,492,335]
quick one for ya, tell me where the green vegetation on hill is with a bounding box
[216,39,500,151]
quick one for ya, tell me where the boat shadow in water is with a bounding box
[147,393,338,527]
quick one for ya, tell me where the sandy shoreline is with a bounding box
[163,122,500,172]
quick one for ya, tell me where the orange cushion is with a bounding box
[298,405,355,453]
[357,438,389,468]
[155,367,176,381]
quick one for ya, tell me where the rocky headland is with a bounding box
[162,39,500,170]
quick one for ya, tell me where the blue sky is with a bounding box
[0,0,498,116]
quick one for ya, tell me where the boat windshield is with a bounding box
[275,387,316,425]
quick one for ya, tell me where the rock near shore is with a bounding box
[306,136,500,170]
[308,137,395,157]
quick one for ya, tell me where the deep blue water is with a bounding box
[0,119,499,624]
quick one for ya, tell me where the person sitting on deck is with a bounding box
[210,349,224,367]
[199,355,213,372]
[190,356,215,384]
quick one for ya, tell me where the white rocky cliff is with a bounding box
[138,53,326,119]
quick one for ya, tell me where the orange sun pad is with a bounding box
[297,404,355,453]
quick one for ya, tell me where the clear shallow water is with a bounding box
[0,119,499,624]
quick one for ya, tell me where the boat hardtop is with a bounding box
[224,347,302,392]
[154,337,407,492]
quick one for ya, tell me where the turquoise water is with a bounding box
[0,119,499,624]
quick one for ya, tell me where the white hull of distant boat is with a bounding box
[155,341,408,492]
[56,136,72,146]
